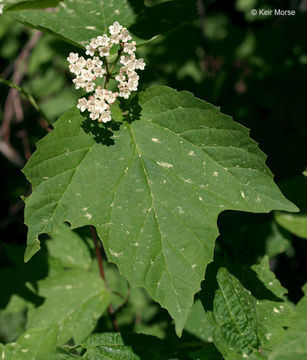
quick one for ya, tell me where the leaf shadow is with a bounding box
[127,0,197,40]
[0,243,48,312]
[81,117,120,146]
[80,95,141,145]
[200,258,284,314]
[119,94,142,124]
[120,333,174,360]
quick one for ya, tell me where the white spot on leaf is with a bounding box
[177,206,184,214]
[157,161,173,168]
[109,249,123,258]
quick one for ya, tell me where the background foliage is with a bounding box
[0,0,306,359]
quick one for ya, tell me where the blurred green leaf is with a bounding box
[26,269,111,345]
[184,299,213,342]
[0,311,25,343]
[0,326,58,360]
[274,175,307,239]
[275,213,307,240]
[269,284,307,360]
[250,257,293,350]
[47,223,93,270]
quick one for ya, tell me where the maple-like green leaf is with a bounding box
[0,326,58,360]
[23,86,296,335]
[7,0,138,47]
[26,269,110,345]
[6,0,196,48]
[269,284,307,360]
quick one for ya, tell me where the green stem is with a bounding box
[110,44,124,74]
[0,77,47,120]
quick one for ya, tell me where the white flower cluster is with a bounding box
[67,22,145,123]
[0,0,4,15]
[116,52,145,99]
[77,87,117,123]
[67,54,105,92]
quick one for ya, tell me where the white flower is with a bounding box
[119,88,131,99]
[97,34,110,47]
[123,41,136,55]
[109,21,122,35]
[89,37,100,49]
[85,45,95,56]
[99,46,110,57]
[135,58,145,70]
[0,4,4,15]
[120,54,134,66]
[119,28,132,42]
[99,112,112,123]
[77,98,88,112]
[110,33,121,45]
[67,52,79,64]
[115,74,126,82]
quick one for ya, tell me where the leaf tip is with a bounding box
[24,237,41,262]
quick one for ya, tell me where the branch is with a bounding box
[0,138,24,166]
[1,30,42,145]
[90,225,119,332]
